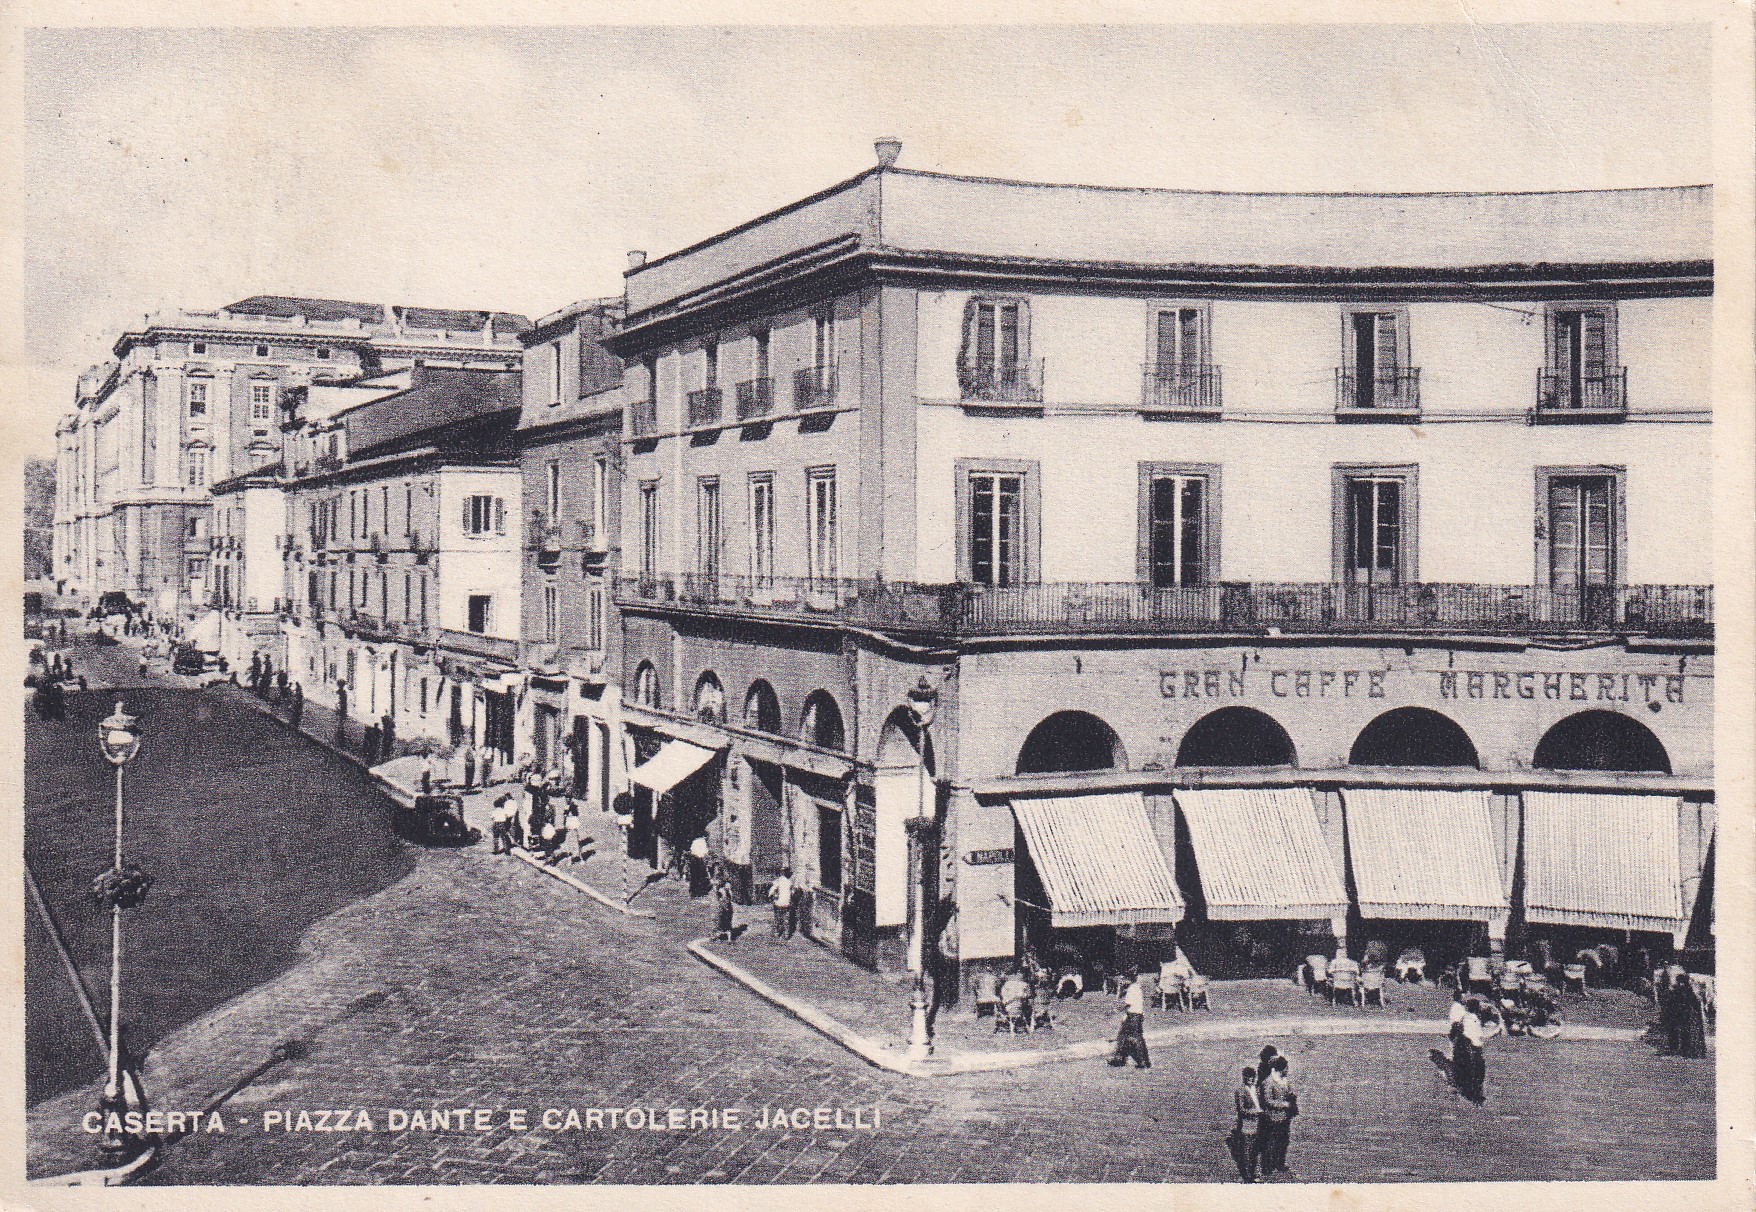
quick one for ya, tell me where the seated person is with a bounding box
[1304,953,1330,991]
[1395,948,1427,982]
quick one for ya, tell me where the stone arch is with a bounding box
[1175,706,1296,768]
[1016,710,1127,775]
[743,679,782,734]
[801,690,847,752]
[1349,706,1480,768]
[693,671,726,724]
[1533,710,1672,774]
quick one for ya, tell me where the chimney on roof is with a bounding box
[875,137,902,168]
[627,250,647,271]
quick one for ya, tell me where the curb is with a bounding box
[31,1143,158,1187]
[510,848,656,918]
[687,940,1653,1078]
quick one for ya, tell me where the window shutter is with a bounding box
[462,497,472,532]
[1179,309,1202,372]
[1155,311,1178,370]
[1581,311,1607,377]
[1375,314,1399,374]
[494,498,505,534]
[957,299,980,387]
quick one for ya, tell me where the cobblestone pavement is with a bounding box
[26,641,1716,1185]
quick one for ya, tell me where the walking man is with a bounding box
[290,682,304,730]
[1230,1065,1265,1182]
[490,794,516,854]
[768,868,796,939]
[1108,969,1151,1069]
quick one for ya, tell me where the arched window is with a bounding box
[632,661,661,708]
[693,672,726,724]
[744,680,781,734]
[1016,710,1126,775]
[1349,707,1480,768]
[801,690,846,752]
[1175,707,1296,768]
[1533,710,1671,774]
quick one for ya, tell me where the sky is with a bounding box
[20,22,1711,458]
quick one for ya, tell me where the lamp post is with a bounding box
[904,678,939,1064]
[93,702,147,1157]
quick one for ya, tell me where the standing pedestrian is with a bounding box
[712,877,736,942]
[420,761,433,796]
[1107,969,1151,1069]
[1454,998,1487,1102]
[462,746,477,790]
[490,794,515,854]
[1230,1065,1265,1182]
[687,834,712,896]
[381,713,396,760]
[276,668,288,702]
[335,683,349,744]
[767,868,796,939]
[1676,971,1709,1058]
[480,745,495,787]
[1261,1055,1297,1173]
[290,682,305,730]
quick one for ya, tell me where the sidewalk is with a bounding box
[201,658,1690,1081]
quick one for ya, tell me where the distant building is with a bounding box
[513,298,625,809]
[52,296,527,614]
[605,145,1714,983]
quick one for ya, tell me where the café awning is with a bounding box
[1522,792,1687,938]
[630,739,722,795]
[1010,792,1184,928]
[1173,788,1347,920]
[1342,788,1508,922]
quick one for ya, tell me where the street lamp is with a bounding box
[92,702,150,1157]
[904,678,938,1064]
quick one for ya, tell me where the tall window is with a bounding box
[418,574,428,627]
[639,481,659,576]
[959,298,1031,398]
[585,580,605,650]
[463,494,505,536]
[696,477,722,579]
[403,571,413,620]
[542,583,559,642]
[549,340,563,406]
[1337,472,1414,586]
[185,447,209,487]
[250,382,274,421]
[753,327,771,384]
[1545,308,1619,410]
[806,468,837,583]
[547,460,562,520]
[1342,310,1412,410]
[703,338,719,390]
[1155,308,1205,376]
[749,473,776,584]
[1547,476,1615,591]
[1141,468,1214,587]
[187,381,208,418]
[404,483,414,535]
[467,594,492,633]
[591,454,609,542]
[379,485,389,535]
[813,307,835,374]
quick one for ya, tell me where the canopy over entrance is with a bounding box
[1010,792,1184,928]
[1342,789,1508,922]
[630,739,721,795]
[1174,788,1347,920]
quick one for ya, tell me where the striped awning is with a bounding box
[1522,792,1685,937]
[1343,789,1508,922]
[1010,793,1184,928]
[1173,788,1347,920]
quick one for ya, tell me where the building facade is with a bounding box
[278,365,526,758]
[607,149,1714,987]
[52,296,526,615]
[514,299,626,811]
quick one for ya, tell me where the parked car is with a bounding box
[393,794,480,846]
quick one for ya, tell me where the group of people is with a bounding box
[488,764,586,865]
[1657,967,1710,1058]
[27,651,80,720]
[1230,1045,1298,1181]
[703,863,797,944]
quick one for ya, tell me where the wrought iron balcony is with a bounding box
[686,386,723,429]
[1335,368,1421,417]
[958,358,1044,405]
[793,366,838,411]
[735,377,774,421]
[1141,364,1222,416]
[628,396,658,438]
[613,576,1712,641]
[1535,368,1628,420]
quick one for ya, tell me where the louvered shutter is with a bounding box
[1581,311,1607,378]
[1375,313,1399,374]
[494,498,505,534]
[462,497,472,533]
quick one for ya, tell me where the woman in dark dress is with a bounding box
[1675,977,1709,1058]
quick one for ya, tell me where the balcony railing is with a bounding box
[1535,368,1628,419]
[959,359,1045,405]
[1336,368,1421,415]
[613,576,1712,640]
[793,365,838,411]
[439,627,520,664]
[686,386,723,429]
[628,397,658,438]
[1141,364,1222,415]
[735,377,774,421]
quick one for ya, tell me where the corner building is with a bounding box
[607,151,1714,990]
